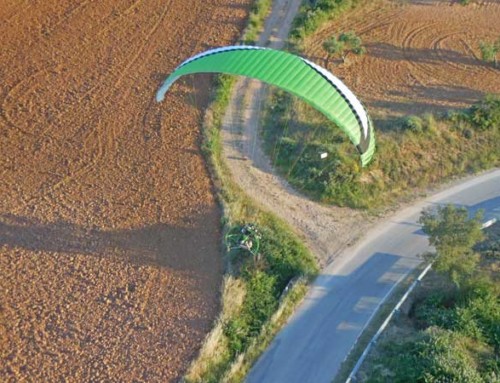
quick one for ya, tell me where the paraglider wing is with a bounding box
[156,46,375,166]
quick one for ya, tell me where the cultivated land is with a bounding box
[0,1,253,381]
[304,0,500,127]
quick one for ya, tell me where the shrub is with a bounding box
[370,329,484,382]
[224,271,278,356]
[412,292,458,329]
[402,115,424,133]
[291,0,357,40]
[479,39,499,67]
[419,205,484,286]
[468,94,500,130]
[259,225,317,291]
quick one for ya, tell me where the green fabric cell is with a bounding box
[157,46,375,166]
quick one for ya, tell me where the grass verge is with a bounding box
[262,91,500,210]
[183,75,317,383]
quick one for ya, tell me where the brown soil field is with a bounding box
[0,1,253,381]
[305,0,500,127]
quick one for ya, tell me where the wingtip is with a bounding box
[156,93,164,103]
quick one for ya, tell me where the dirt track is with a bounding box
[0,1,252,381]
[305,0,500,125]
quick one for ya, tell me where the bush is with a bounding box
[412,292,458,329]
[460,279,500,351]
[468,94,500,131]
[479,39,499,67]
[259,225,317,291]
[412,277,500,351]
[370,329,484,382]
[419,205,484,286]
[224,271,278,356]
[402,115,424,133]
[291,0,357,40]
[223,219,317,358]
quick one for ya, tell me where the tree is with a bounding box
[419,205,484,286]
[322,35,344,66]
[479,37,500,67]
[322,31,365,65]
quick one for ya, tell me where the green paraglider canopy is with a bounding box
[156,46,375,166]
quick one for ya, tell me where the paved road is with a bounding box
[246,169,500,383]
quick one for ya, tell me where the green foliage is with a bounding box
[339,31,365,55]
[413,291,458,329]
[291,0,360,40]
[479,38,500,67]
[460,278,500,351]
[402,115,424,133]
[224,271,279,356]
[221,218,317,359]
[259,224,317,291]
[468,94,500,131]
[419,205,484,285]
[412,280,500,351]
[402,114,438,135]
[223,220,318,358]
[322,31,365,64]
[367,328,492,382]
[323,35,345,60]
[242,0,273,45]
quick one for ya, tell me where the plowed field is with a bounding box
[0,1,252,381]
[305,0,500,126]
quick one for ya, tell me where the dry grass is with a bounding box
[184,276,246,382]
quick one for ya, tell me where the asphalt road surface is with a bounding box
[246,169,500,383]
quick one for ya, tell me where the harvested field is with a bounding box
[304,0,500,127]
[0,0,252,381]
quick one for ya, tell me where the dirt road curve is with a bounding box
[0,1,252,382]
[222,0,373,266]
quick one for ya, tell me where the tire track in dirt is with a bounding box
[305,0,500,121]
[1,1,254,381]
[3,1,176,210]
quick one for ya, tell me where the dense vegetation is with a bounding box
[479,36,500,67]
[222,221,317,358]
[356,208,500,382]
[262,92,500,209]
[419,205,484,286]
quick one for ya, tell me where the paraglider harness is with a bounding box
[224,223,262,257]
